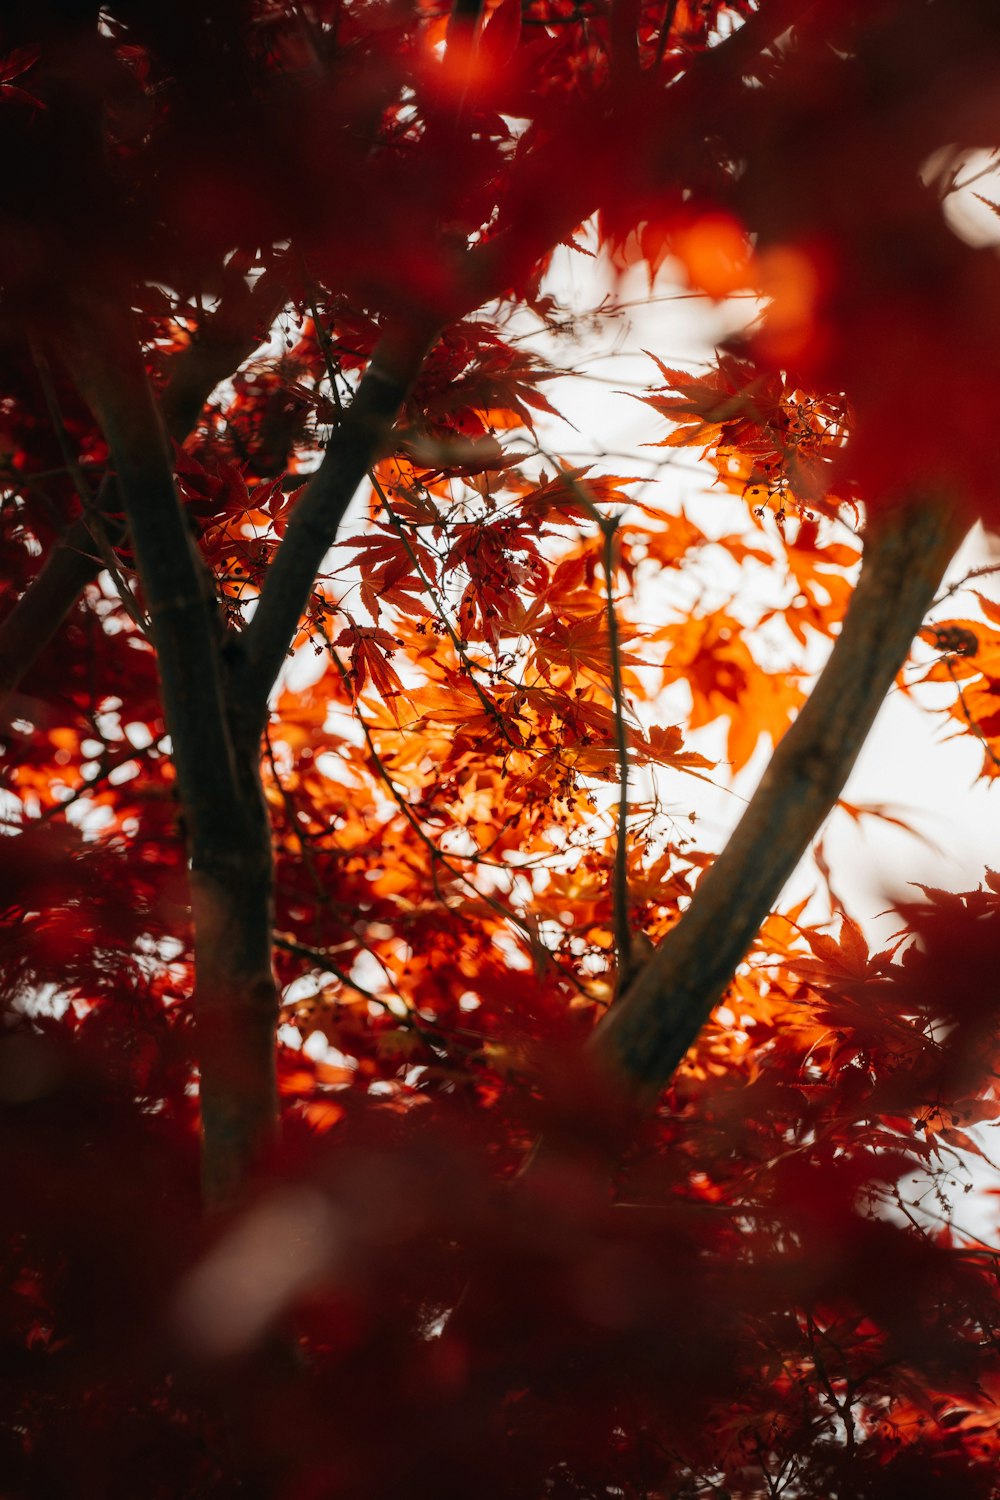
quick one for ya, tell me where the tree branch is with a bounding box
[66,294,284,1209]
[592,496,967,1097]
[0,526,106,713]
[654,0,681,69]
[600,513,634,986]
[0,270,286,714]
[29,335,148,632]
[159,266,287,441]
[241,319,436,705]
[65,296,245,860]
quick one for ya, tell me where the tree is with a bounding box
[3,0,1000,1495]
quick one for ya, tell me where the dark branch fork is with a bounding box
[64,281,968,1203]
[0,268,287,713]
[0,0,806,721]
[242,321,437,707]
[14,0,965,1207]
[58,287,436,1204]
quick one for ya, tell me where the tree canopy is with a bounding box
[4,2,1000,1496]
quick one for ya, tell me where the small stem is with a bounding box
[30,335,148,632]
[945,657,1000,770]
[371,472,521,748]
[298,252,345,419]
[273,932,383,1005]
[600,514,633,985]
[931,559,1000,608]
[653,0,680,67]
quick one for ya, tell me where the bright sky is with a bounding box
[525,242,1000,941]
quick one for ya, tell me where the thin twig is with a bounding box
[945,657,1000,770]
[806,1314,856,1458]
[30,335,148,632]
[931,559,1000,609]
[654,0,680,68]
[263,723,329,899]
[298,251,345,419]
[323,627,536,940]
[273,931,504,1053]
[273,931,384,1006]
[547,462,643,984]
[600,513,633,983]
[326,639,449,906]
[34,741,158,823]
[370,471,521,748]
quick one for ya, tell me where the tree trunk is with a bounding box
[191,850,278,1206]
[192,692,281,1209]
[63,297,282,1209]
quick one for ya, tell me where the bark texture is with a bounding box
[64,298,430,1206]
[593,497,966,1098]
[66,298,280,1206]
[191,838,278,1207]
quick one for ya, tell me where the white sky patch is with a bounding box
[510,244,1000,939]
[925,145,1000,248]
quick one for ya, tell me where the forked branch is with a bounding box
[65,297,246,860]
[66,295,281,1209]
[242,319,436,705]
[0,270,286,714]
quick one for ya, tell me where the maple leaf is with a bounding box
[0,47,45,110]
[764,517,860,644]
[339,526,437,624]
[534,611,646,691]
[916,594,1000,776]
[654,610,805,768]
[412,324,560,439]
[639,508,711,571]
[334,625,406,718]
[637,353,752,450]
[634,723,716,779]
[638,354,850,515]
[518,467,644,523]
[445,517,546,651]
[789,915,891,987]
[408,676,523,748]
